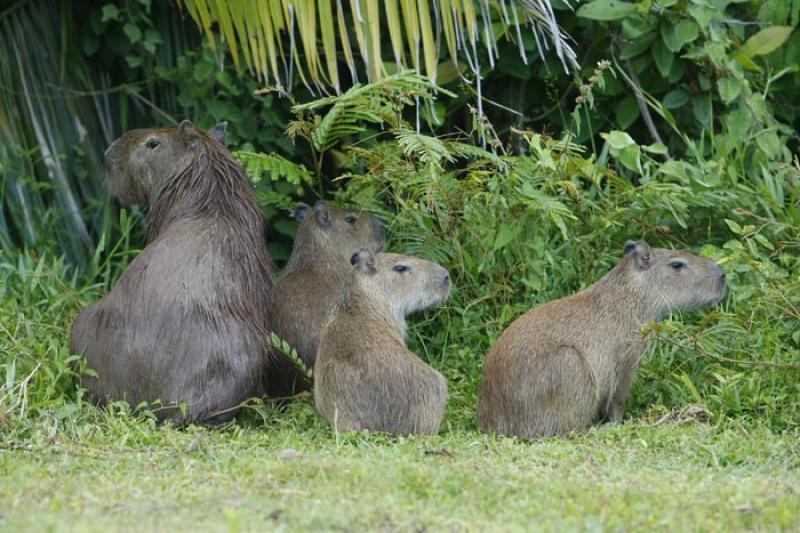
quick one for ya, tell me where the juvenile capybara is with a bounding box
[314,249,451,435]
[267,202,385,396]
[477,240,726,439]
[70,120,275,425]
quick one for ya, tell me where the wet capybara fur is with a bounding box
[477,241,726,439]
[70,121,276,425]
[314,249,451,436]
[267,202,385,397]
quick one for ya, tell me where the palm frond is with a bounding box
[177,0,578,93]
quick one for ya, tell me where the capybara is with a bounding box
[70,120,275,425]
[477,240,726,439]
[314,249,451,435]
[267,202,385,396]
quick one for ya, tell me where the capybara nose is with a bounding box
[442,273,450,286]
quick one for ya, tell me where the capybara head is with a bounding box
[293,201,385,263]
[349,249,451,317]
[104,120,226,205]
[620,240,726,314]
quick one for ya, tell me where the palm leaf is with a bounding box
[177,0,578,93]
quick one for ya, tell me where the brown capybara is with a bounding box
[70,120,276,425]
[266,202,385,397]
[314,249,451,435]
[477,240,726,439]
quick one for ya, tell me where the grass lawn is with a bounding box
[2,399,798,532]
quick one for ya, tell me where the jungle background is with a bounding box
[1,0,799,530]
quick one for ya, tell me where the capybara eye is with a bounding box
[393,265,410,273]
[669,260,686,270]
[345,215,357,225]
[145,138,160,149]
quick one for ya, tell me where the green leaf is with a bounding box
[724,219,743,235]
[717,78,742,104]
[758,0,791,25]
[493,223,516,251]
[643,143,668,154]
[603,130,636,150]
[193,60,215,82]
[123,24,142,43]
[662,20,699,52]
[615,96,640,129]
[689,5,713,28]
[144,29,163,45]
[101,4,120,22]
[620,32,658,59]
[674,20,699,49]
[753,233,775,251]
[733,53,762,72]
[756,130,782,158]
[125,55,143,68]
[576,0,636,21]
[618,143,641,172]
[652,39,674,77]
[738,26,794,58]
[622,16,656,39]
[692,96,711,125]
[663,89,688,109]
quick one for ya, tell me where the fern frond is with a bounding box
[292,71,454,153]
[516,181,578,240]
[235,151,314,187]
[446,141,508,171]
[268,332,312,380]
[394,129,455,170]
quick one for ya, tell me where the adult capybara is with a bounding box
[477,240,726,439]
[267,202,385,396]
[70,120,276,425]
[314,249,451,435]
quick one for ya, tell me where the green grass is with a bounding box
[2,238,799,531]
[2,405,799,532]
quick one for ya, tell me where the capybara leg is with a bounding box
[604,360,638,424]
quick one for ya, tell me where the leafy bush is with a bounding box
[249,71,800,430]
[475,0,799,174]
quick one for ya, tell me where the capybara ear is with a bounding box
[178,120,201,147]
[624,240,652,270]
[208,122,227,144]
[351,248,377,275]
[314,202,332,228]
[294,202,311,222]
